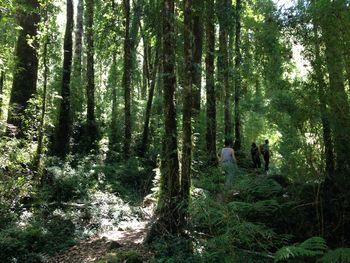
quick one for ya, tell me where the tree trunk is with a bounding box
[312,19,335,178]
[337,0,350,87]
[109,54,119,155]
[180,0,193,225]
[218,0,232,140]
[206,0,217,166]
[0,70,4,121]
[85,0,97,149]
[123,0,132,160]
[52,0,74,158]
[71,0,84,121]
[139,47,159,156]
[318,0,350,245]
[142,44,150,100]
[320,1,350,175]
[192,0,203,115]
[7,0,40,137]
[35,4,49,173]
[234,0,242,150]
[149,0,180,238]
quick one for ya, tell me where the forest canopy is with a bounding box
[0,0,350,262]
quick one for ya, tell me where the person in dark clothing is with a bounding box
[262,139,270,172]
[251,142,261,169]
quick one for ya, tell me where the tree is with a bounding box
[180,0,193,224]
[0,70,4,120]
[217,0,232,140]
[7,0,40,137]
[318,0,350,244]
[310,8,335,178]
[205,0,217,166]
[123,0,132,160]
[71,0,84,121]
[192,0,203,115]
[35,0,50,172]
[139,46,159,156]
[52,0,74,157]
[85,0,97,149]
[318,0,350,175]
[234,0,242,150]
[149,0,181,238]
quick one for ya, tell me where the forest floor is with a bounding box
[47,200,155,263]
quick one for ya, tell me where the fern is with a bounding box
[227,199,281,217]
[321,248,350,263]
[274,236,327,262]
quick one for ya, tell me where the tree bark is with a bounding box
[52,0,74,158]
[318,0,350,245]
[71,0,84,121]
[123,0,132,160]
[7,0,40,137]
[319,0,350,175]
[85,0,97,148]
[109,54,119,154]
[218,0,232,140]
[139,47,159,156]
[206,0,217,166]
[151,0,181,237]
[0,70,4,121]
[180,0,193,224]
[192,0,203,115]
[36,3,49,172]
[234,0,242,150]
[312,18,335,178]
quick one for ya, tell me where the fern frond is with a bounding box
[321,248,350,263]
[274,236,327,262]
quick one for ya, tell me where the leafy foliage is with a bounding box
[321,248,350,263]
[274,237,327,262]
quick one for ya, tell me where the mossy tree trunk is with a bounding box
[180,0,193,225]
[192,0,203,116]
[311,16,335,178]
[149,0,181,239]
[205,0,217,166]
[318,0,350,245]
[7,0,40,137]
[71,0,84,122]
[85,0,97,149]
[52,0,74,158]
[234,0,242,150]
[123,0,132,160]
[217,0,232,141]
[140,46,159,156]
[0,70,4,121]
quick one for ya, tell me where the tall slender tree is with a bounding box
[109,0,120,157]
[180,0,193,224]
[311,14,335,178]
[7,0,40,137]
[123,0,132,159]
[234,0,242,150]
[206,0,217,166]
[140,46,159,156]
[52,0,74,157]
[0,70,4,120]
[317,0,350,244]
[36,0,50,171]
[217,0,232,140]
[319,0,350,175]
[71,0,84,121]
[85,0,97,148]
[192,0,203,115]
[150,0,181,237]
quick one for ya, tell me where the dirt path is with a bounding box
[47,205,154,263]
